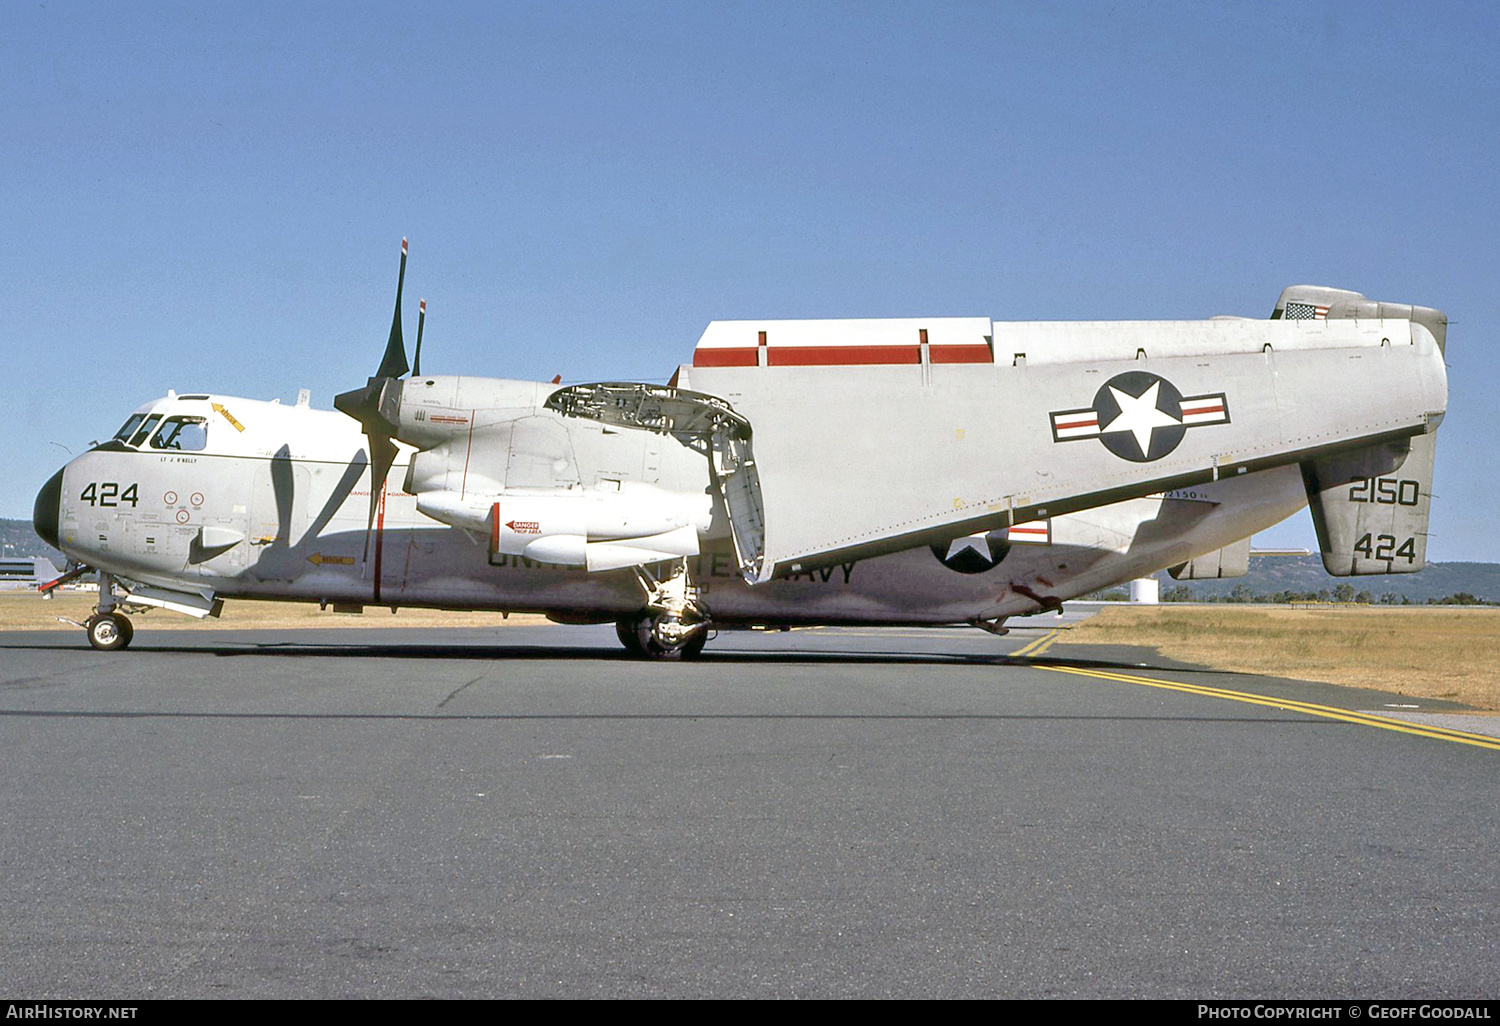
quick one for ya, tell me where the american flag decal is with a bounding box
[1283,300,1329,321]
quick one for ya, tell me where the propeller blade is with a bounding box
[377,238,410,379]
[361,434,398,562]
[332,376,400,438]
[335,380,403,562]
[333,236,416,564]
[413,298,426,377]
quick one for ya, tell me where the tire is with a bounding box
[616,615,709,660]
[679,630,708,659]
[615,618,648,658]
[86,613,132,652]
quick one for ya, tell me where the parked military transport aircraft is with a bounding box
[32,241,1448,656]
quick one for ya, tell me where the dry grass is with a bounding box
[9,592,1498,711]
[1063,605,1500,710]
[0,591,553,630]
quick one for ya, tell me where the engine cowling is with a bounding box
[416,483,709,572]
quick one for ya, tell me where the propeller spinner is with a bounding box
[334,238,415,561]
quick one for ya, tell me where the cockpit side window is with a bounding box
[127,414,162,447]
[148,416,209,451]
[113,414,146,442]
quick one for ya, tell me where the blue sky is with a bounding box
[4,1,1497,560]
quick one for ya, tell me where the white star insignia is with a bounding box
[1101,381,1180,459]
[944,534,993,562]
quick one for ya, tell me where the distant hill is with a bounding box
[3,517,1495,603]
[1151,554,1500,605]
[0,518,63,565]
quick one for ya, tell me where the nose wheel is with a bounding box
[80,570,134,651]
[85,612,134,651]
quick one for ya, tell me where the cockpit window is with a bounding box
[127,414,162,448]
[147,416,209,451]
[113,414,146,442]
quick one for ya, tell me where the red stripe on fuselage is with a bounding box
[693,348,759,367]
[769,345,921,366]
[929,345,992,364]
[694,344,991,367]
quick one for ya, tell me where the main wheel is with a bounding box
[679,629,707,659]
[86,613,133,652]
[615,615,708,660]
[615,617,648,658]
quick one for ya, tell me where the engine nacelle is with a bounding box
[416,483,709,572]
[492,487,705,571]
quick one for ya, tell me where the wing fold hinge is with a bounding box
[545,382,768,583]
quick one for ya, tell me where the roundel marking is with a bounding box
[931,532,1011,574]
[1092,371,1186,462]
[1048,371,1230,463]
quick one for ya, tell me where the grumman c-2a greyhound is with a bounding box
[32,241,1448,657]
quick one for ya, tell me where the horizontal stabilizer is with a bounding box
[1168,536,1250,579]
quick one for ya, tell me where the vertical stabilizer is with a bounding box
[1303,433,1436,575]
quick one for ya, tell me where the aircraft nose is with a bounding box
[33,468,63,549]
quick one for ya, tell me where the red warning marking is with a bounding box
[505,520,541,534]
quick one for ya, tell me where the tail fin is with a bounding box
[1281,285,1446,576]
[1303,433,1435,576]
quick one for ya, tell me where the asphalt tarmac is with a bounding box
[1,623,1496,999]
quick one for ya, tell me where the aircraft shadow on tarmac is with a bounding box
[0,634,1230,677]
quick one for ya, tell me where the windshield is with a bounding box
[147,416,208,451]
[112,414,146,442]
[127,414,162,447]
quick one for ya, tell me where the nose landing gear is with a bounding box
[85,611,133,651]
[60,569,135,652]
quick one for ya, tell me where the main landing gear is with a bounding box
[616,559,710,660]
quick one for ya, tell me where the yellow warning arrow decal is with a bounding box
[212,403,245,432]
[306,552,355,566]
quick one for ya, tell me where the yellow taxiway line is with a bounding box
[1025,661,1500,752]
[1009,629,1064,660]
